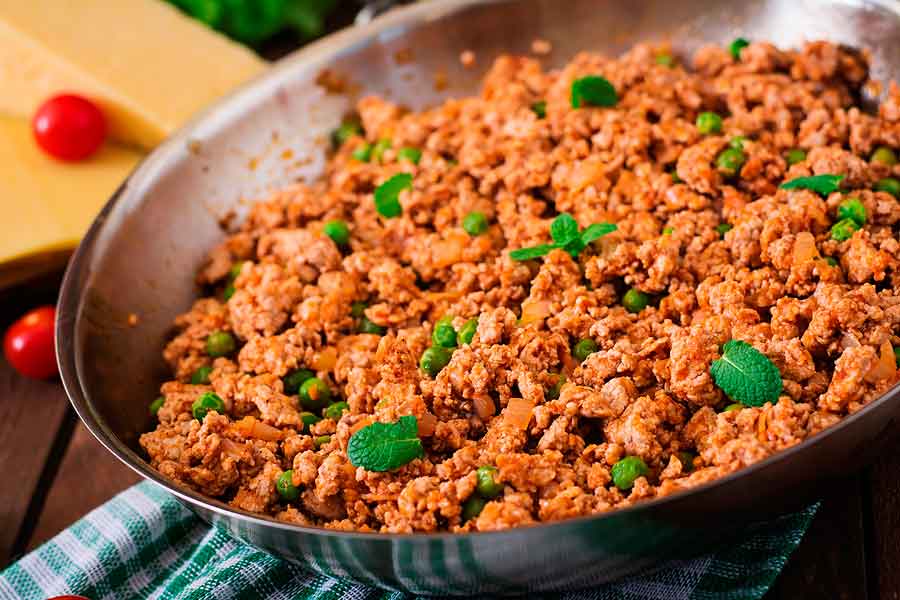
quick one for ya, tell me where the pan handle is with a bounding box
[355,0,412,25]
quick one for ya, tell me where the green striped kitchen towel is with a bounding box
[0,481,816,600]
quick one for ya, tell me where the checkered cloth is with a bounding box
[0,482,816,600]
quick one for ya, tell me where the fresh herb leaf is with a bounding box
[509,244,559,261]
[710,340,783,407]
[511,215,617,261]
[580,222,618,244]
[374,173,412,218]
[780,174,845,197]
[571,76,618,108]
[550,213,580,245]
[347,415,424,471]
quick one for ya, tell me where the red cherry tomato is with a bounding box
[46,596,91,600]
[4,306,57,379]
[32,94,106,161]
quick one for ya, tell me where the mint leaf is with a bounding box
[374,173,412,218]
[550,213,580,245]
[571,76,618,108]
[510,244,558,261]
[580,222,618,244]
[347,415,424,472]
[710,340,783,407]
[780,174,844,196]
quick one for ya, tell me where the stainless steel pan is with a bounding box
[56,0,900,594]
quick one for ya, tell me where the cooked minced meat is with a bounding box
[140,40,900,533]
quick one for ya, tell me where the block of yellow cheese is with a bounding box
[0,116,143,286]
[0,0,267,150]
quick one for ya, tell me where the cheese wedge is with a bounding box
[0,0,266,150]
[0,116,143,282]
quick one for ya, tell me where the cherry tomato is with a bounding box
[4,306,57,379]
[32,94,106,161]
[46,596,91,600]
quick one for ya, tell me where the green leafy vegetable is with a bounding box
[570,76,618,108]
[710,340,782,407]
[531,101,547,118]
[374,173,412,218]
[168,0,340,45]
[729,37,750,61]
[780,174,845,196]
[510,213,617,261]
[347,415,424,471]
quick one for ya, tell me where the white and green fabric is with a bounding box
[0,482,816,600]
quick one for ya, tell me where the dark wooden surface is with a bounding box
[0,275,897,597]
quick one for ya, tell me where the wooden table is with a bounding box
[1,274,899,599]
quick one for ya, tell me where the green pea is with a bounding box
[573,338,598,362]
[871,146,898,167]
[359,316,387,335]
[838,198,866,227]
[332,120,362,148]
[372,138,392,163]
[876,177,900,198]
[190,365,213,385]
[192,392,226,421]
[149,396,165,416]
[432,316,458,348]
[314,435,332,449]
[476,465,504,498]
[676,451,694,472]
[397,147,422,165]
[223,284,236,301]
[824,257,838,267]
[462,496,487,521]
[458,318,478,345]
[786,149,807,166]
[324,401,349,421]
[351,142,372,162]
[895,347,900,368]
[323,220,350,246]
[729,37,750,61]
[655,54,674,67]
[299,377,332,411]
[206,331,236,357]
[716,223,733,238]
[350,301,367,318]
[611,456,649,491]
[300,411,321,434]
[276,470,300,501]
[729,136,747,151]
[831,218,859,242]
[622,288,649,314]
[716,147,746,177]
[462,211,489,236]
[696,112,723,135]
[283,369,315,395]
[662,227,674,235]
[420,346,453,377]
[723,403,743,412]
[531,100,547,118]
[547,373,566,400]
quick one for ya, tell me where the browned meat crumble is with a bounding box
[141,40,900,533]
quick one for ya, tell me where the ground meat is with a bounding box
[141,40,900,533]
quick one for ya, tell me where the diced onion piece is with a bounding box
[473,395,496,420]
[232,416,284,441]
[432,235,465,268]
[504,397,534,429]
[866,341,897,383]
[418,412,438,437]
[520,300,550,325]
[792,232,818,264]
[312,347,338,371]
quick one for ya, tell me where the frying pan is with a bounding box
[56,0,900,594]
